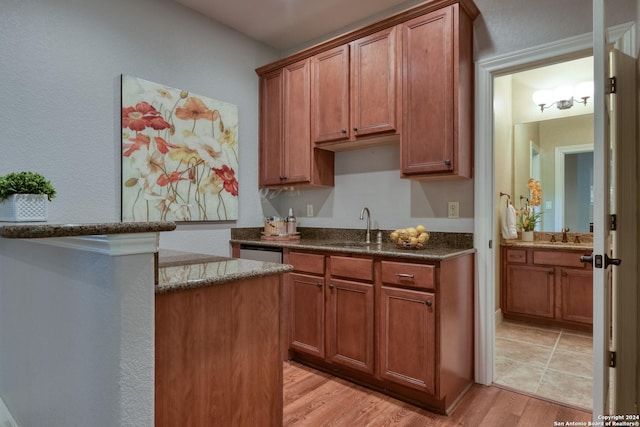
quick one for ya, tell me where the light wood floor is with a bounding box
[283,361,592,426]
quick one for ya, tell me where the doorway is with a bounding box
[493,58,595,409]
[473,21,636,415]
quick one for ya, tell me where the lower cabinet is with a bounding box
[501,246,593,329]
[285,249,474,415]
[379,286,435,394]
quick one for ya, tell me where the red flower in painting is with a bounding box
[213,165,238,196]
[157,171,188,187]
[123,134,151,157]
[175,97,220,121]
[122,102,170,131]
[153,136,179,154]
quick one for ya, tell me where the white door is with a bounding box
[591,0,623,416]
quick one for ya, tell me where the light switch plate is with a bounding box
[448,201,459,218]
[306,204,314,217]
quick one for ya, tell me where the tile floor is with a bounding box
[494,320,593,410]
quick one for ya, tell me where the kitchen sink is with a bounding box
[319,241,374,249]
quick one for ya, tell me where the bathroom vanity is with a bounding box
[501,238,593,331]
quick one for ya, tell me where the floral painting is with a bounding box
[121,75,238,222]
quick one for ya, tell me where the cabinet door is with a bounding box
[401,6,455,175]
[560,268,593,325]
[379,286,435,394]
[283,59,312,184]
[259,69,285,186]
[326,278,374,374]
[311,45,350,143]
[350,26,398,138]
[289,272,325,357]
[505,265,555,318]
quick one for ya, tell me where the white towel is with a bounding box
[501,203,518,239]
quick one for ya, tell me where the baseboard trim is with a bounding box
[0,397,18,427]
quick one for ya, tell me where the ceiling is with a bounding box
[174,0,421,51]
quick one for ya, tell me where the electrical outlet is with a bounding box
[448,201,459,219]
[306,204,314,217]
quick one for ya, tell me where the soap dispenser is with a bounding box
[286,208,297,235]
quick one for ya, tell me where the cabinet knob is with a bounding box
[316,282,323,288]
[353,127,358,132]
[548,270,554,275]
[425,300,432,307]
[341,129,347,134]
[444,159,452,166]
[329,284,334,289]
[562,271,568,277]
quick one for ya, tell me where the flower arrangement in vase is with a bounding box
[517,178,543,241]
[0,171,56,222]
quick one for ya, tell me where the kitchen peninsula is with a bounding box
[155,250,292,427]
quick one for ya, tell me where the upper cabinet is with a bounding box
[259,59,334,188]
[256,0,479,185]
[311,27,399,147]
[400,4,474,179]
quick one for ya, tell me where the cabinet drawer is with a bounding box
[289,252,325,275]
[506,249,527,264]
[381,261,436,290]
[533,250,587,268]
[330,256,373,281]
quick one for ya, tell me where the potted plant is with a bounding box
[517,178,543,241]
[0,171,56,222]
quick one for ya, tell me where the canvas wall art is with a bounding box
[121,75,238,222]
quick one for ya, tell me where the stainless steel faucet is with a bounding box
[359,207,371,244]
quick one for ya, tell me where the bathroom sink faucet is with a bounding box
[561,227,570,243]
[360,207,371,244]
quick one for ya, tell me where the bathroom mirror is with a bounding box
[513,114,593,232]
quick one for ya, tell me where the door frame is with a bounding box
[473,21,635,398]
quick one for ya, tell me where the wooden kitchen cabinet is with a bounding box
[285,249,474,414]
[287,251,327,358]
[400,4,474,179]
[501,246,593,330]
[259,59,334,188]
[311,26,399,147]
[379,286,435,394]
[326,256,375,374]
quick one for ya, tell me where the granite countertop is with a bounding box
[230,227,476,262]
[0,221,177,238]
[156,249,293,294]
[501,231,593,251]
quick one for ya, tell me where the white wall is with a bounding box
[0,0,278,256]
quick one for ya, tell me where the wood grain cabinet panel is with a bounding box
[326,278,375,374]
[505,264,555,318]
[289,272,325,357]
[400,4,473,179]
[156,276,282,427]
[560,267,593,324]
[379,286,436,394]
[259,59,334,188]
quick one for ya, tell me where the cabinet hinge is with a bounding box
[608,76,617,94]
[610,351,617,368]
[610,214,617,231]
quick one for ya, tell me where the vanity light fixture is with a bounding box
[532,81,594,112]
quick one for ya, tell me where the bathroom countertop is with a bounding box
[156,249,292,294]
[501,239,593,251]
[0,221,176,238]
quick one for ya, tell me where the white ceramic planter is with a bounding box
[0,194,48,222]
[521,231,534,242]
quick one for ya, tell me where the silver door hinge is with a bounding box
[610,351,616,368]
[608,77,617,94]
[610,214,617,231]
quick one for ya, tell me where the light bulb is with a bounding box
[574,81,594,99]
[532,89,553,106]
[553,85,574,101]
